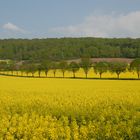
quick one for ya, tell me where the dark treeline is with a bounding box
[0,58,140,79]
[0,37,140,61]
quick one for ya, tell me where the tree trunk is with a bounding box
[45,71,48,77]
[117,73,120,79]
[100,73,102,79]
[85,73,88,79]
[63,72,65,78]
[38,71,41,77]
[73,72,75,78]
[54,72,56,77]
[21,71,23,76]
[138,72,140,79]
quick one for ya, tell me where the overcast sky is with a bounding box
[0,0,140,39]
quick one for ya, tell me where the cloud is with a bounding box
[50,11,140,38]
[3,22,29,34]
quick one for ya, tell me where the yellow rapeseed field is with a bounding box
[0,75,140,139]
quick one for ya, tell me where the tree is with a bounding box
[0,61,7,74]
[80,58,92,78]
[50,62,58,77]
[15,65,20,76]
[68,62,79,78]
[20,62,31,76]
[19,63,25,76]
[22,62,37,77]
[42,61,51,77]
[130,58,140,79]
[7,61,16,75]
[37,64,43,77]
[28,63,37,77]
[109,62,128,79]
[94,62,108,78]
[59,61,68,78]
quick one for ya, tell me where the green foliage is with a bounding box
[59,61,68,77]
[50,62,58,77]
[1,59,140,79]
[7,61,17,75]
[0,61,7,71]
[109,62,128,78]
[41,61,51,77]
[37,63,43,77]
[80,58,92,78]
[130,58,140,79]
[21,62,37,77]
[0,38,140,61]
[94,62,108,78]
[68,62,80,78]
[27,63,37,77]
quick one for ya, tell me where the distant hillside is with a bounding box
[0,37,140,61]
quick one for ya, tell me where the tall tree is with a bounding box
[59,61,68,78]
[68,62,79,78]
[109,62,128,79]
[80,58,92,78]
[94,62,108,78]
[37,63,43,77]
[19,63,25,76]
[28,63,37,77]
[8,61,16,75]
[0,61,7,74]
[22,62,37,77]
[50,62,58,78]
[130,58,140,79]
[42,61,51,77]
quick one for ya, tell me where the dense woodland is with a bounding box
[0,38,140,61]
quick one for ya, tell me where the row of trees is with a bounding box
[0,58,140,79]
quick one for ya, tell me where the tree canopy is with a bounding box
[130,58,140,79]
[0,38,140,61]
[109,62,128,78]
[94,62,108,78]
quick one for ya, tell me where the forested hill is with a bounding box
[0,37,140,61]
